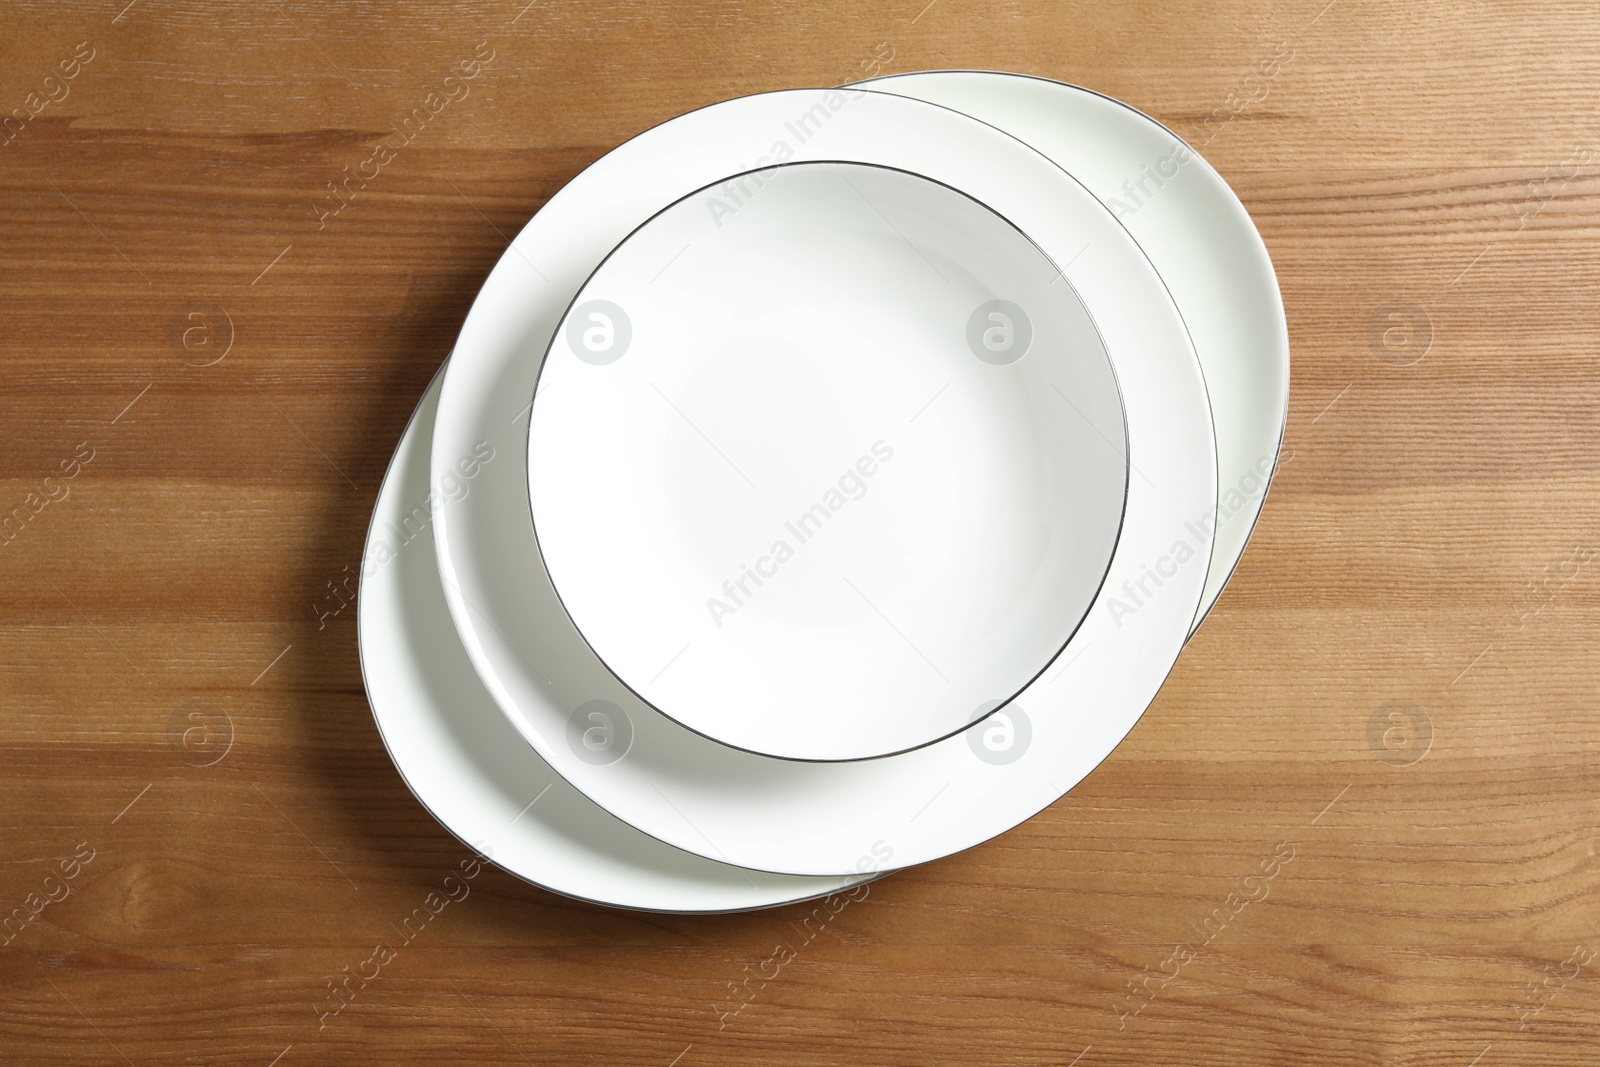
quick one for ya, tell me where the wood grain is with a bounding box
[3,0,1599,1063]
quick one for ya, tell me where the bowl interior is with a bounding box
[527,160,1128,761]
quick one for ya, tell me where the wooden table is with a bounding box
[3,1,1596,1063]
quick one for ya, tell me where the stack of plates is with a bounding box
[358,71,1289,912]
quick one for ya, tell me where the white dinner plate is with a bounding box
[859,71,1290,630]
[358,366,875,911]
[529,160,1128,761]
[431,88,1216,875]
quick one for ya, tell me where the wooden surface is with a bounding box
[3,1,1598,1063]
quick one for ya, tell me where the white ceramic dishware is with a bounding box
[359,368,877,911]
[528,160,1127,761]
[430,88,1216,875]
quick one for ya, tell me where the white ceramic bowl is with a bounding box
[529,160,1127,762]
